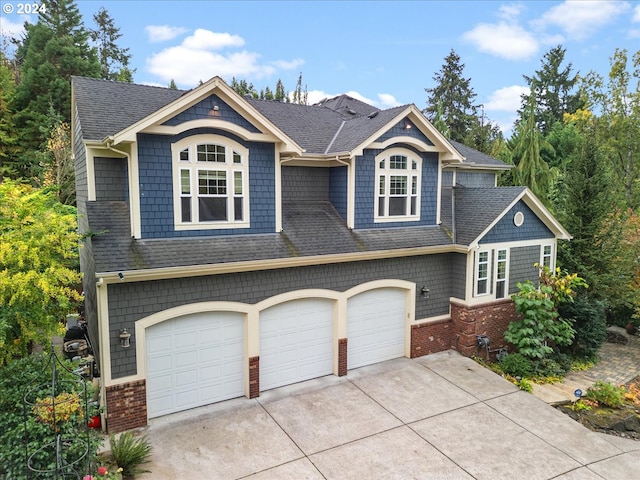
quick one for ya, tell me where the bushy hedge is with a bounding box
[0,353,102,479]
[558,294,607,359]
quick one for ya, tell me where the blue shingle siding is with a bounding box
[480,201,553,244]
[375,119,435,146]
[509,245,541,293]
[108,253,455,378]
[442,170,453,188]
[137,131,276,238]
[354,148,438,229]
[456,172,496,188]
[162,94,260,133]
[329,166,348,219]
[94,157,129,201]
[282,166,328,202]
[450,253,467,299]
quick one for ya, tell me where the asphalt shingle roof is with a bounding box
[72,76,185,141]
[89,200,453,273]
[450,186,526,246]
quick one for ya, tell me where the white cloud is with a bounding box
[535,0,631,40]
[484,85,528,112]
[376,93,401,108]
[498,3,525,20]
[633,4,640,22]
[146,28,303,87]
[462,21,539,60]
[182,29,244,49]
[0,16,28,38]
[145,25,188,43]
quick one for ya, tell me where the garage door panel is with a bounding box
[348,288,406,370]
[260,298,334,391]
[146,311,245,418]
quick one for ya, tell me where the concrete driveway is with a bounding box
[136,351,639,480]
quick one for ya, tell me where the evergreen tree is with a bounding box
[230,77,257,98]
[90,7,134,82]
[0,52,21,178]
[521,46,582,136]
[424,49,479,143]
[275,79,286,101]
[512,90,554,203]
[12,0,100,176]
[168,79,178,89]
[291,72,308,105]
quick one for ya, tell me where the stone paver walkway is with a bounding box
[533,334,640,404]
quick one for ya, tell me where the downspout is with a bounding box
[335,156,353,229]
[451,170,457,244]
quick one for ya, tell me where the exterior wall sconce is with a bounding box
[404,121,412,130]
[119,328,131,348]
[421,285,430,298]
[209,103,220,116]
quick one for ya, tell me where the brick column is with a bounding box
[338,338,347,376]
[248,356,260,398]
[105,379,147,433]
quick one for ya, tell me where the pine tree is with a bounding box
[424,49,479,143]
[521,45,582,135]
[512,90,554,203]
[275,79,286,102]
[168,79,178,89]
[0,52,21,178]
[90,7,134,82]
[291,72,308,105]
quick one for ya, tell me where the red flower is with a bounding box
[97,466,108,475]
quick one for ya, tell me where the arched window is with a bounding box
[172,135,249,230]
[375,148,421,222]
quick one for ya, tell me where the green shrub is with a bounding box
[110,432,153,477]
[558,294,607,358]
[585,381,626,408]
[499,353,534,378]
[0,353,102,479]
[517,378,533,392]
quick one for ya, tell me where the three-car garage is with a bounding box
[142,283,412,419]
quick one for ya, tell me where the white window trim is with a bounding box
[541,243,554,270]
[475,250,491,297]
[374,148,421,223]
[171,134,250,230]
[494,248,510,299]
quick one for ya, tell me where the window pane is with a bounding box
[379,159,385,169]
[234,171,243,194]
[234,197,243,221]
[378,197,385,216]
[181,169,190,194]
[199,197,227,221]
[412,176,417,195]
[477,279,487,295]
[412,160,417,170]
[498,249,507,261]
[198,171,226,195]
[389,176,407,194]
[180,148,189,161]
[181,197,191,222]
[410,197,417,216]
[478,263,488,278]
[496,280,505,298]
[233,151,242,164]
[197,144,225,163]
[379,176,385,195]
[479,252,489,262]
[389,197,406,216]
[390,155,407,170]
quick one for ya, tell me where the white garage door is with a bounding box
[260,298,334,391]
[146,312,244,418]
[347,288,406,369]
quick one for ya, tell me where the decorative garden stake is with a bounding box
[23,344,91,479]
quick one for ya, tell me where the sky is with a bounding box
[1,0,639,136]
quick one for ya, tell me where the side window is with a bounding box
[476,251,489,295]
[375,149,421,222]
[495,249,508,299]
[172,135,249,230]
[541,244,553,270]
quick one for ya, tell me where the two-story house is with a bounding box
[71,76,570,432]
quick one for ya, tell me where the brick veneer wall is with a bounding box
[450,299,520,358]
[410,320,452,357]
[105,380,147,433]
[249,356,260,398]
[338,338,347,376]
